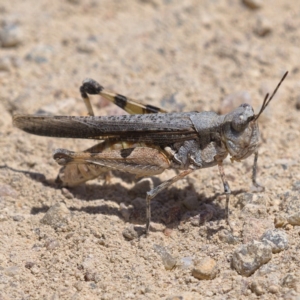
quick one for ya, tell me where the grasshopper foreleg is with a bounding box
[218,162,232,229]
[251,150,264,192]
[145,169,194,234]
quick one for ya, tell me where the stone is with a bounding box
[218,229,239,245]
[287,212,300,226]
[254,16,272,37]
[153,244,177,270]
[232,241,272,276]
[192,257,218,280]
[274,215,287,228]
[0,24,23,47]
[40,202,71,229]
[122,225,139,240]
[261,229,288,253]
[251,279,267,296]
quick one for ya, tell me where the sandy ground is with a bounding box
[0,0,300,299]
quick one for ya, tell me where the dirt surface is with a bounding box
[0,0,300,299]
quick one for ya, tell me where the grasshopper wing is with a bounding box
[13,113,198,144]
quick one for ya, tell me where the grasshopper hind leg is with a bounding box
[79,78,167,116]
[55,163,109,187]
[145,169,194,234]
[55,141,112,187]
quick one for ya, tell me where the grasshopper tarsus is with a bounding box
[13,72,288,235]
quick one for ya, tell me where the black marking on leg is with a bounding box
[114,94,128,109]
[224,182,231,194]
[80,89,88,99]
[144,104,161,114]
[120,148,134,158]
[80,78,103,96]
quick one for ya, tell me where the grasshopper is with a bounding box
[13,71,288,234]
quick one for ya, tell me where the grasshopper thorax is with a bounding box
[222,103,259,162]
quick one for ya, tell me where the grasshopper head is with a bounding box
[221,71,288,162]
[222,103,259,162]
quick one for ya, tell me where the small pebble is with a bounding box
[218,229,239,245]
[192,257,218,280]
[77,40,96,54]
[254,16,272,37]
[268,285,280,294]
[251,279,266,296]
[163,227,173,237]
[45,239,60,250]
[12,215,24,222]
[177,257,193,270]
[287,212,300,226]
[242,0,263,9]
[261,229,288,253]
[274,215,287,228]
[232,241,272,276]
[153,244,177,270]
[40,202,71,229]
[122,225,139,240]
[0,24,23,47]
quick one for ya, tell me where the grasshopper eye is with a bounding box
[231,104,254,132]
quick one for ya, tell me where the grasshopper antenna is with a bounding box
[254,71,288,121]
